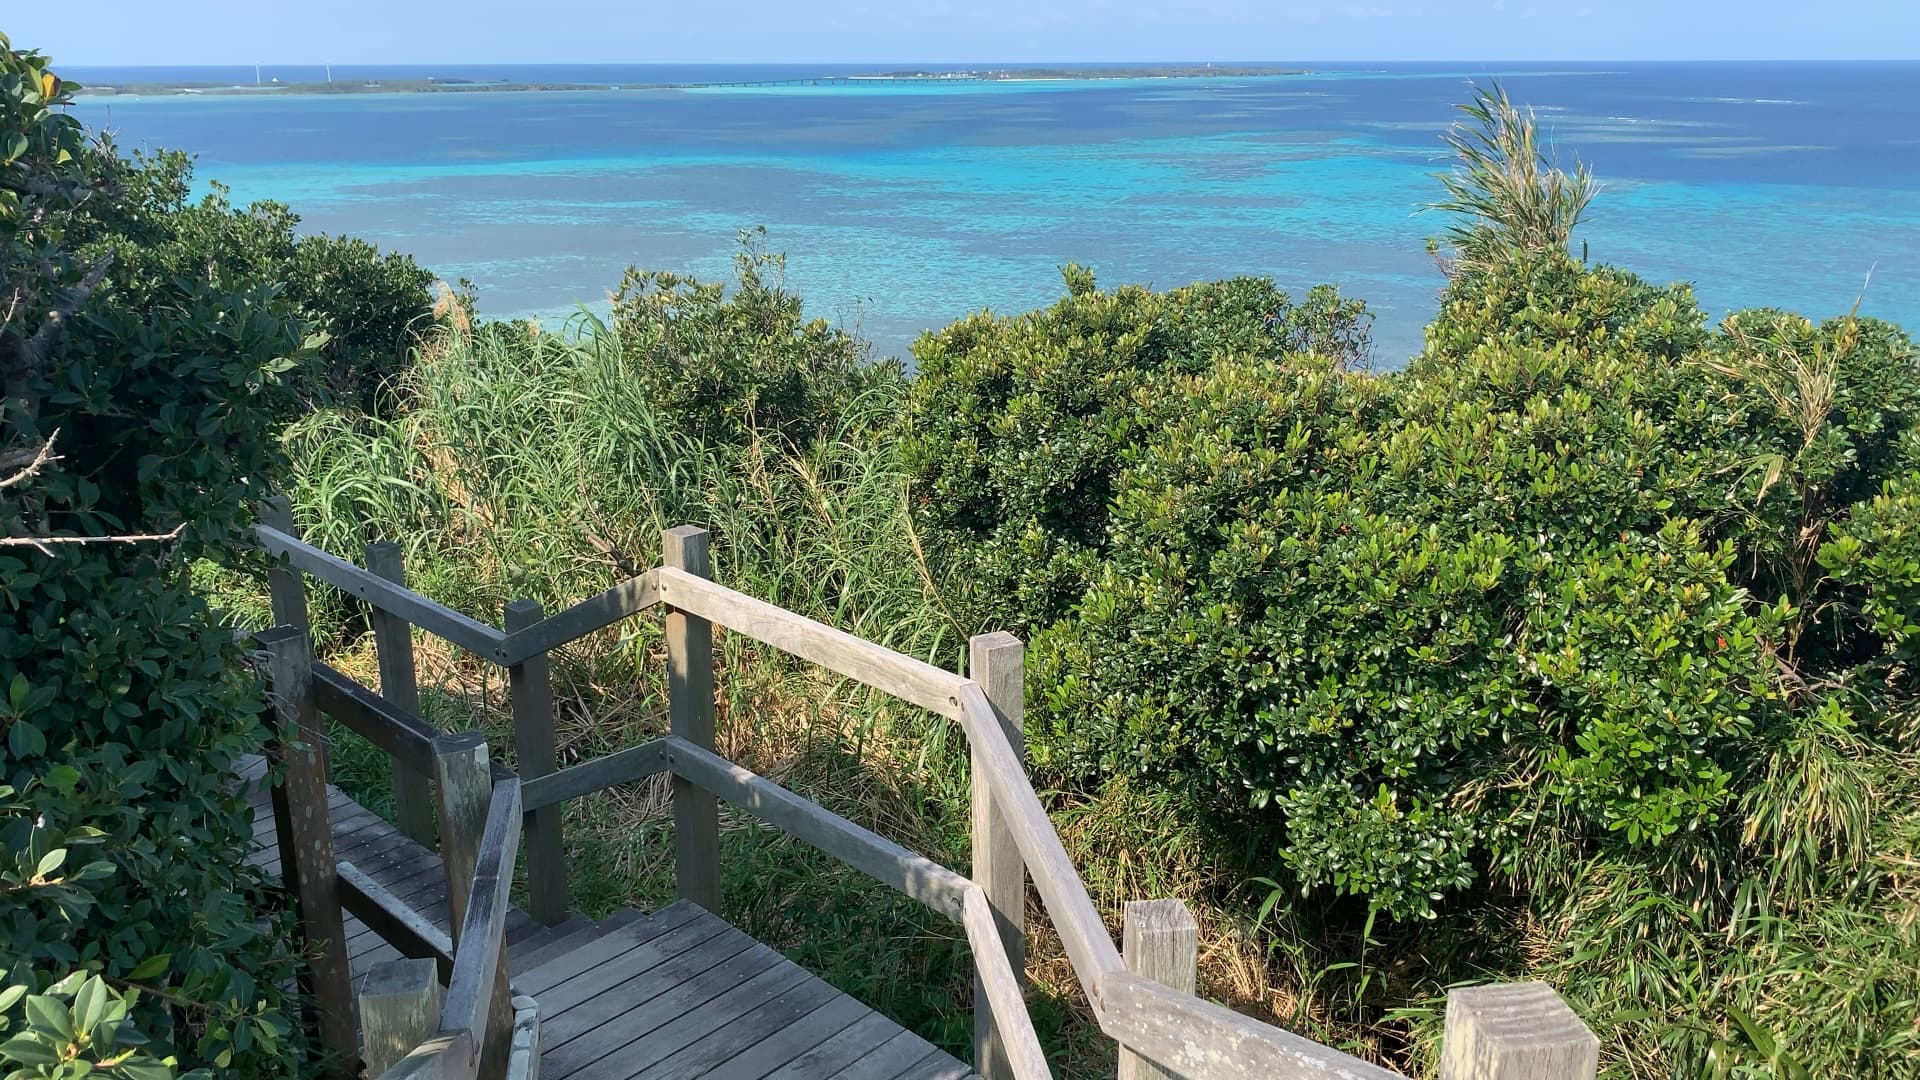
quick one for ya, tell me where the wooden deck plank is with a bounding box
[695,993,875,1080]
[760,1014,912,1080]
[895,1050,972,1080]
[539,927,762,1047]
[543,943,787,1078]
[567,962,819,1080]
[509,910,642,977]
[517,905,721,998]
[624,971,848,1080]
[830,1031,946,1080]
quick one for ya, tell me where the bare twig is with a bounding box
[586,530,642,577]
[0,430,59,489]
[0,520,187,556]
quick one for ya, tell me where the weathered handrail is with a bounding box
[253,520,664,667]
[313,660,438,775]
[338,860,455,976]
[256,524,511,662]
[497,571,660,664]
[653,564,969,720]
[377,776,520,1080]
[961,889,1053,1080]
[662,734,973,918]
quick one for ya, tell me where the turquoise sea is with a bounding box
[66,62,1920,362]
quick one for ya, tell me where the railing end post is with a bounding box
[1439,982,1598,1080]
[969,630,1028,1080]
[357,957,442,1078]
[1117,899,1198,1080]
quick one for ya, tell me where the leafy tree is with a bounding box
[66,149,435,411]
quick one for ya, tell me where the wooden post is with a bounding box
[1439,983,1599,1080]
[433,731,492,934]
[505,598,568,925]
[259,626,357,1077]
[367,541,434,846]
[432,731,514,1080]
[260,497,310,635]
[1118,899,1199,1080]
[357,957,442,1077]
[969,631,1027,1080]
[664,526,720,912]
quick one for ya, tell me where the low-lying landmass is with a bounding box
[74,64,1310,96]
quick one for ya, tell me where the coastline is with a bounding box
[74,65,1311,98]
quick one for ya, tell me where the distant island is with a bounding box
[74,64,1310,97]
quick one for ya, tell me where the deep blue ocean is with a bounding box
[64,62,1920,362]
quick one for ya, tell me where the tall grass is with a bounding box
[263,315,1131,1072]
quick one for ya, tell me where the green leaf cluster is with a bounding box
[902,267,1372,635]
[0,970,206,1080]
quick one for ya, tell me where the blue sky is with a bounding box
[15,1,1920,65]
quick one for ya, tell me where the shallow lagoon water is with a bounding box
[68,62,1920,362]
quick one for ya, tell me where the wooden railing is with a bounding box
[253,501,1602,1080]
[255,625,522,1080]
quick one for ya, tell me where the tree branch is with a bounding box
[0,521,187,556]
[0,430,59,489]
[16,251,114,384]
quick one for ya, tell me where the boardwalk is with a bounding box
[239,758,973,1080]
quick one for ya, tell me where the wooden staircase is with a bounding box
[242,756,971,1080]
[513,902,969,1080]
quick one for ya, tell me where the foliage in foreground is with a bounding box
[0,971,208,1080]
[3,36,309,1076]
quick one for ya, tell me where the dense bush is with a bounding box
[67,148,434,409]
[609,227,901,450]
[2,39,303,1076]
[1029,344,1783,917]
[902,267,1371,635]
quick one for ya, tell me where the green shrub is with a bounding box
[69,149,434,410]
[2,38,304,1076]
[1421,248,1707,365]
[903,267,1371,635]
[1819,434,1920,680]
[609,228,900,450]
[1028,350,1780,918]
